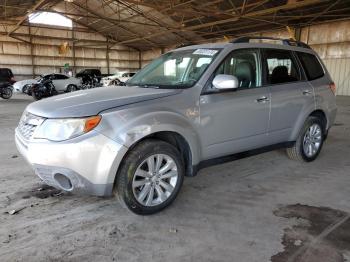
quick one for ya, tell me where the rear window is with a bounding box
[297,52,324,80]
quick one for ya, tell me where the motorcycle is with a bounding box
[28,76,58,100]
[80,74,102,89]
[0,82,13,99]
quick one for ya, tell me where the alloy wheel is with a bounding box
[303,123,322,157]
[132,154,178,207]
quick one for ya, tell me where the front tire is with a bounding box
[287,116,324,162]
[32,91,42,100]
[117,139,184,215]
[1,87,12,99]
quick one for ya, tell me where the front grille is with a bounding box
[17,112,45,141]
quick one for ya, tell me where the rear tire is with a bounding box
[287,116,324,162]
[116,139,184,215]
[66,84,77,92]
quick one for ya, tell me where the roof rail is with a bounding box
[231,36,311,49]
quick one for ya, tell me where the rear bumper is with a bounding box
[15,130,128,196]
[327,107,337,130]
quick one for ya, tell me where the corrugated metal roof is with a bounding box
[1,0,350,50]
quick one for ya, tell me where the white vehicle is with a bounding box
[15,74,81,93]
[119,72,136,83]
[102,72,136,86]
[14,78,39,93]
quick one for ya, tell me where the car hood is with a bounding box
[14,79,37,87]
[26,86,181,118]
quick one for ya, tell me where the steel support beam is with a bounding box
[116,0,325,45]
[69,1,160,47]
[7,0,49,36]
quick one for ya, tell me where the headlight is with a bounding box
[33,115,101,141]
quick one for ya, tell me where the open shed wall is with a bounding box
[0,25,141,80]
[301,20,350,96]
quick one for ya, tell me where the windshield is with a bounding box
[127,48,221,88]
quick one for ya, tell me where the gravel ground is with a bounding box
[0,94,349,262]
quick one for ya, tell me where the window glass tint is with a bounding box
[44,74,54,80]
[128,48,220,89]
[56,74,68,79]
[297,52,324,80]
[212,49,260,89]
[263,49,300,85]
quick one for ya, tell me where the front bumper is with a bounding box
[15,130,128,196]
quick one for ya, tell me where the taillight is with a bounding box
[329,82,336,94]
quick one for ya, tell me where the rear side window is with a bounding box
[55,74,69,80]
[262,49,300,85]
[297,52,324,80]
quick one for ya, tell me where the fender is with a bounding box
[96,108,202,166]
[289,104,330,142]
[289,101,316,141]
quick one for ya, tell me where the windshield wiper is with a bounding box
[133,84,160,89]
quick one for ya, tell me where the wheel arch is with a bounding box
[122,131,195,178]
[289,108,328,141]
[309,110,327,131]
[65,83,77,92]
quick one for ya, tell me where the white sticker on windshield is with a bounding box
[193,49,218,56]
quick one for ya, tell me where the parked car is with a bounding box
[15,37,337,215]
[0,68,15,84]
[0,68,15,99]
[22,74,81,94]
[14,77,41,93]
[119,72,136,83]
[102,72,137,86]
[102,72,124,86]
[76,69,102,84]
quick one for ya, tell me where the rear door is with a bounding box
[199,48,271,159]
[262,48,312,143]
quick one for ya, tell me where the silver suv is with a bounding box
[15,37,337,215]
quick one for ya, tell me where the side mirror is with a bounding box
[212,74,239,90]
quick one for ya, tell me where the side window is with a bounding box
[206,49,260,92]
[55,74,68,80]
[47,74,55,80]
[297,52,324,80]
[263,49,300,85]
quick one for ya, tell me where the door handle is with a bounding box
[302,90,312,95]
[256,96,269,103]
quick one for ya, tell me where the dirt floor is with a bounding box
[1,94,350,262]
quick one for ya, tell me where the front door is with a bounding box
[198,49,271,160]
